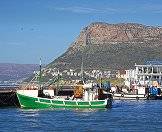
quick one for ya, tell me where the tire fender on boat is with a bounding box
[121,94,124,97]
[136,96,139,100]
[144,94,149,99]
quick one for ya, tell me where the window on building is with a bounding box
[148,67,152,73]
[138,67,142,73]
[153,67,158,73]
[160,67,162,73]
[143,67,147,73]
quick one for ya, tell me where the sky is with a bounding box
[0,0,162,64]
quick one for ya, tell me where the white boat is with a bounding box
[113,63,162,100]
[112,93,147,100]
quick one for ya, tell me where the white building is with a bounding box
[125,63,162,87]
[125,69,136,87]
[135,64,162,85]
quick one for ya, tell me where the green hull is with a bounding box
[16,93,111,109]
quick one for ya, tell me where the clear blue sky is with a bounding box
[0,0,162,64]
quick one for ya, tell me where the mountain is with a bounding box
[48,22,162,71]
[0,63,39,81]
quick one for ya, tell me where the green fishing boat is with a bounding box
[16,92,111,109]
[17,59,112,109]
[17,82,112,109]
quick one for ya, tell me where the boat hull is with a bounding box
[16,93,111,109]
[113,93,147,100]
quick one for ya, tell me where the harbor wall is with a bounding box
[0,90,19,107]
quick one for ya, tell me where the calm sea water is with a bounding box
[0,100,162,132]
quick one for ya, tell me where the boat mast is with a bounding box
[81,29,89,83]
[39,58,42,90]
[81,55,84,82]
[56,69,60,95]
[38,58,44,97]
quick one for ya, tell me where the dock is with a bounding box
[0,86,20,107]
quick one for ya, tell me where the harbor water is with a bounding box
[0,100,162,132]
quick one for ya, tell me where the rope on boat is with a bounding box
[23,75,37,90]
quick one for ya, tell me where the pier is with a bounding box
[0,85,19,107]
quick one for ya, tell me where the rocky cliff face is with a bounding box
[70,22,162,49]
[48,22,162,70]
